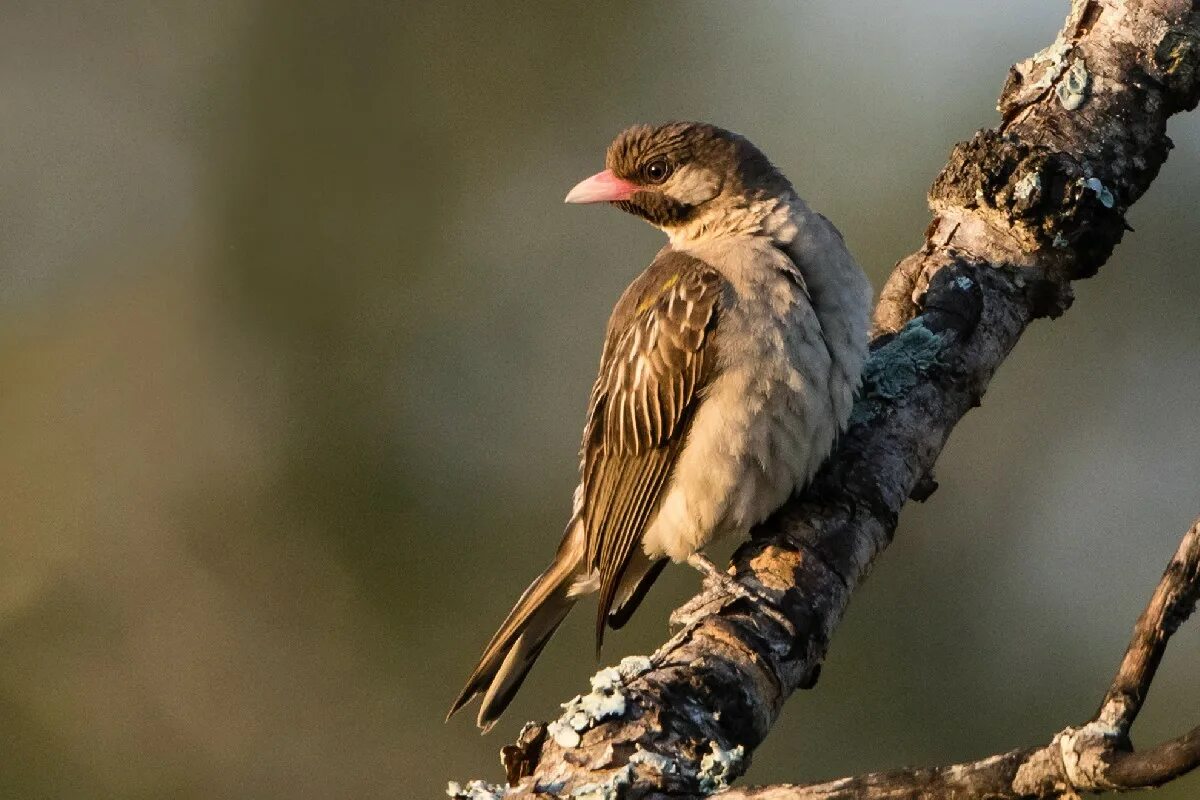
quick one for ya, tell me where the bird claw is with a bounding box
[669,554,794,635]
[669,591,723,629]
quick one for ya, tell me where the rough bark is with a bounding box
[714,516,1200,799]
[449,1,1200,798]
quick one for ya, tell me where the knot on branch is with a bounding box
[1013,722,1127,798]
[920,264,984,336]
[931,130,1125,286]
[1154,19,1200,113]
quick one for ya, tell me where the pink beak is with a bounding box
[564,169,640,204]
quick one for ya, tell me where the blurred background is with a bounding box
[1,1,1197,798]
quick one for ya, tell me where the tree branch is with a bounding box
[714,515,1200,799]
[1100,518,1200,737]
[449,1,1200,797]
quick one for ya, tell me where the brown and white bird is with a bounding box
[448,122,872,731]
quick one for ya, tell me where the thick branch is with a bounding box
[453,2,1200,798]
[715,516,1200,800]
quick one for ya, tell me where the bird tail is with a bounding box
[446,522,584,731]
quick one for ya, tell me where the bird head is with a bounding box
[565,122,794,241]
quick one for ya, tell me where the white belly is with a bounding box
[640,237,848,562]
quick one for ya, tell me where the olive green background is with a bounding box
[1,2,1197,798]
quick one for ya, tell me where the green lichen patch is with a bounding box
[851,320,947,426]
[1055,57,1090,110]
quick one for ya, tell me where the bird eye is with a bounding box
[642,159,671,184]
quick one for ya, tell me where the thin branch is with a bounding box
[450,2,1200,797]
[1107,727,1200,789]
[715,516,1200,800]
[1097,517,1200,736]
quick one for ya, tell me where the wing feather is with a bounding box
[577,254,722,648]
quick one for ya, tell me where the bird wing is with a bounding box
[578,250,722,648]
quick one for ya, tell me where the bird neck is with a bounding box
[664,191,803,249]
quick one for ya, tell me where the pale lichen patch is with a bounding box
[616,655,652,680]
[569,764,632,800]
[579,667,627,721]
[697,742,745,793]
[1014,171,1041,202]
[1028,40,1072,90]
[1056,57,1090,110]
[547,720,582,748]
[1083,176,1115,208]
[552,664,633,745]
[446,779,506,800]
[629,746,680,776]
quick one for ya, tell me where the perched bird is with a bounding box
[448,122,872,731]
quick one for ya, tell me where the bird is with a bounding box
[447,122,872,731]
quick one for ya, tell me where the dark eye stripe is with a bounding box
[614,193,695,227]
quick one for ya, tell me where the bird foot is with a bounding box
[669,590,724,630]
[668,553,794,634]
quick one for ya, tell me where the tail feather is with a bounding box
[447,523,583,729]
[607,554,667,630]
[476,596,571,731]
